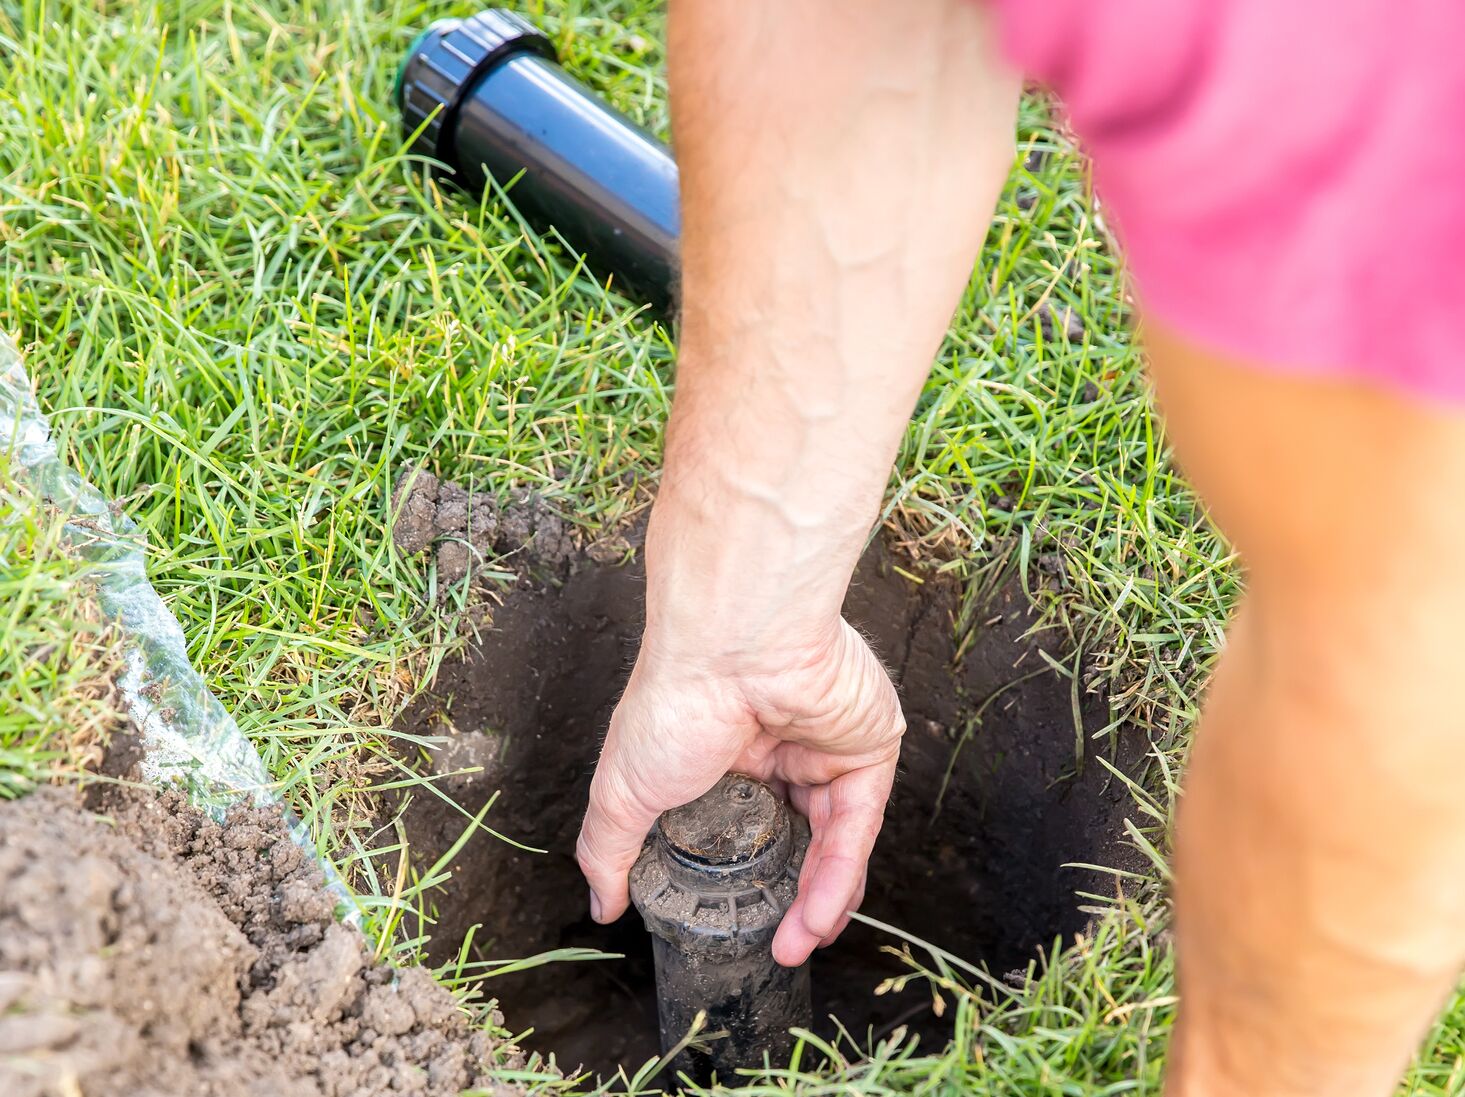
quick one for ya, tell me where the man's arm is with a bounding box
[577,0,1019,966]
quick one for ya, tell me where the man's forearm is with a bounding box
[647,0,1020,661]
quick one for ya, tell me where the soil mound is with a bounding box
[0,785,516,1097]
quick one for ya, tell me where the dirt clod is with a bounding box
[1039,301,1086,342]
[391,466,576,587]
[0,785,517,1097]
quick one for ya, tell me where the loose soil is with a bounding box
[0,780,516,1097]
[392,478,1149,1081]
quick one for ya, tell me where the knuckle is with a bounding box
[580,762,656,874]
[574,830,599,872]
[886,705,907,741]
[590,761,642,823]
[583,755,629,820]
[575,824,608,881]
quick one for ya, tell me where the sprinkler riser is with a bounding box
[630,775,812,1080]
[650,935,811,1079]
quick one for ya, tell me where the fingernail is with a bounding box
[589,888,604,923]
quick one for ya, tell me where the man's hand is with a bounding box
[577,618,902,967]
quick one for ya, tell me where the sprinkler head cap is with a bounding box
[397,9,557,162]
[659,774,785,868]
[630,775,808,959]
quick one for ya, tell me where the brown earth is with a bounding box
[388,468,1150,1080]
[0,781,519,1097]
[0,464,1151,1096]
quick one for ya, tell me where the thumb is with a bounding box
[576,760,659,924]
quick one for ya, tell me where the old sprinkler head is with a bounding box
[629,773,812,1081]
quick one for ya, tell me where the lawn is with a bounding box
[2,1,1464,1093]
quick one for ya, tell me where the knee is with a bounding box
[1225,552,1465,812]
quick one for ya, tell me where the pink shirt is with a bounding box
[993,0,1465,402]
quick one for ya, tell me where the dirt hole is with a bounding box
[395,537,1146,1079]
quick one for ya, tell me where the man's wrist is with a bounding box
[642,461,864,662]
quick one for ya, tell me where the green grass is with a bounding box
[0,472,126,796]
[3,1,1465,1094]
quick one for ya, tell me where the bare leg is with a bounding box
[1148,323,1465,1096]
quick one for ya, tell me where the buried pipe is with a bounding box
[397,9,680,308]
[630,774,812,1081]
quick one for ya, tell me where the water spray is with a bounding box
[630,774,812,1080]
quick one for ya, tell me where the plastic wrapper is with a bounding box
[0,332,357,921]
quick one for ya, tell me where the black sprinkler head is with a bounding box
[397,9,680,307]
[630,774,812,1081]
